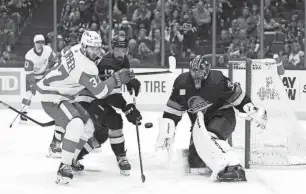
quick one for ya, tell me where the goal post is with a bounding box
[228,58,306,168]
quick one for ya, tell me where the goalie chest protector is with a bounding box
[174,70,236,119]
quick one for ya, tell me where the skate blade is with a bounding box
[120,170,130,176]
[72,169,84,174]
[46,152,62,158]
[216,177,247,182]
[189,167,211,175]
[55,175,71,184]
[19,120,29,124]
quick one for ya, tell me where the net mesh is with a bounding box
[230,59,306,167]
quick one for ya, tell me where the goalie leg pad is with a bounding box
[192,112,241,180]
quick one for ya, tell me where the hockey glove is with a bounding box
[126,78,141,96]
[29,84,37,95]
[123,103,142,125]
[113,69,135,87]
[240,103,268,129]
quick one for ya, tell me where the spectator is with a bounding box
[168,22,184,57]
[0,0,9,13]
[288,41,304,67]
[181,23,196,58]
[0,10,16,51]
[113,0,127,19]
[128,39,141,66]
[138,28,152,49]
[280,42,291,56]
[132,0,151,31]
[218,29,231,48]
[192,0,211,40]
[246,38,259,58]
[229,19,240,39]
[216,54,229,68]
[119,16,133,39]
[151,10,162,32]
[0,50,9,64]
[237,7,257,36]
[262,7,280,32]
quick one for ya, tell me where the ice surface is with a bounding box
[0,110,306,194]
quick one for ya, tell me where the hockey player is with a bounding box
[74,35,142,176]
[35,31,135,184]
[22,34,65,158]
[22,34,57,121]
[155,55,267,182]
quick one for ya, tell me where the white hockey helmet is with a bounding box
[80,31,102,60]
[81,30,102,47]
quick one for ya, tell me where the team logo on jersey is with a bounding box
[179,89,186,95]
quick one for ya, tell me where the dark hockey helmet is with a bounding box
[112,35,128,48]
[189,55,211,89]
[112,35,128,62]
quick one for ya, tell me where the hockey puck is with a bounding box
[145,122,153,128]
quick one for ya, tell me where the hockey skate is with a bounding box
[55,163,73,184]
[46,139,62,158]
[117,153,131,176]
[19,112,28,124]
[216,165,247,182]
[71,159,84,173]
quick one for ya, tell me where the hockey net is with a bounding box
[229,59,306,168]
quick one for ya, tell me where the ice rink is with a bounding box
[0,109,306,194]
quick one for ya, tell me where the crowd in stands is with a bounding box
[1,0,306,69]
[0,0,41,64]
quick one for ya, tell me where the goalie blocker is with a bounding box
[155,56,267,182]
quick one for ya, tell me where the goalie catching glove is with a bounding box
[123,103,142,125]
[241,103,267,129]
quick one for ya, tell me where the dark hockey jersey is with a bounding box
[163,70,251,126]
[98,52,130,80]
[77,52,130,109]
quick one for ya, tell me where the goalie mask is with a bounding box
[189,55,211,89]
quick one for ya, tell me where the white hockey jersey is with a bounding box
[24,45,56,80]
[36,44,113,103]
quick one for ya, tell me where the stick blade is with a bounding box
[168,56,176,71]
[141,174,146,183]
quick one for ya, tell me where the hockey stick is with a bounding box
[133,94,146,183]
[135,56,177,76]
[0,100,55,127]
[9,94,34,128]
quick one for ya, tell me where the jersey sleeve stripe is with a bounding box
[164,105,185,116]
[219,88,246,110]
[95,85,109,99]
[75,95,95,103]
[59,103,74,120]
[167,99,185,111]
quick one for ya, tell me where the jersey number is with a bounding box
[43,63,69,86]
[89,76,100,88]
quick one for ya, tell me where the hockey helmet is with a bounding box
[112,35,128,49]
[80,31,102,61]
[189,55,211,89]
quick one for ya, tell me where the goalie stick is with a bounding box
[135,56,177,76]
[0,101,55,127]
[100,56,176,77]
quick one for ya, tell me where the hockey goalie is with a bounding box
[156,55,267,182]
